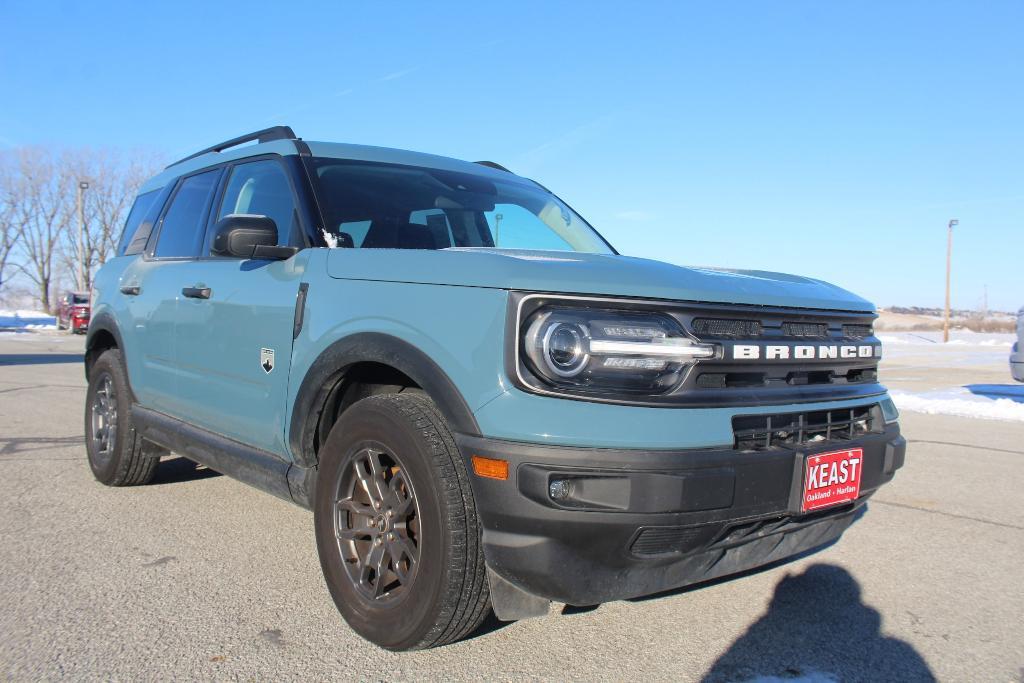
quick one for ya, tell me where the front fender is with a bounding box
[288,331,482,467]
[84,310,126,379]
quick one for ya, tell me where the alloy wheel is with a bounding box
[333,446,420,603]
[90,373,118,466]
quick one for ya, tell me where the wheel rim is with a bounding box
[89,373,117,466]
[333,446,420,604]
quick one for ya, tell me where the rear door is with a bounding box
[118,169,222,414]
[170,158,307,456]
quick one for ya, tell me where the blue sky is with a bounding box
[2,1,1021,310]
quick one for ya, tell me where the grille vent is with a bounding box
[631,526,712,556]
[692,318,762,338]
[842,324,874,338]
[781,322,829,337]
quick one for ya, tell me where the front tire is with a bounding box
[314,392,490,650]
[84,349,161,486]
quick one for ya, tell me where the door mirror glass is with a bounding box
[211,214,280,258]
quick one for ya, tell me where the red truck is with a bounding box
[56,291,90,333]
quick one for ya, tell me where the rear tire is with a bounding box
[314,392,490,650]
[84,349,161,486]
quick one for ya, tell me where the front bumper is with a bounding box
[458,422,904,606]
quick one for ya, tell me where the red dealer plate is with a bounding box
[802,447,864,512]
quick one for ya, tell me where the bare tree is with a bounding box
[2,146,163,311]
[57,150,160,291]
[0,157,27,294]
[11,148,72,313]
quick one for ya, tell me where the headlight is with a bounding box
[519,305,716,397]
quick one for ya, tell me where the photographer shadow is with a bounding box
[703,563,935,682]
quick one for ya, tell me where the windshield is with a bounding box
[72,294,89,304]
[307,158,614,254]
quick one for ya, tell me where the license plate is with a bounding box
[802,447,864,512]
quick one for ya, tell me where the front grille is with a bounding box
[672,305,883,405]
[692,318,762,338]
[733,405,882,451]
[781,322,828,337]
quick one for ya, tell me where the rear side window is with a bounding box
[154,170,220,258]
[124,185,172,256]
[116,190,158,256]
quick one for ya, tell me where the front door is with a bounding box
[171,158,307,457]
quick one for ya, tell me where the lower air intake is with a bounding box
[733,404,883,451]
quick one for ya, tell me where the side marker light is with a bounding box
[471,455,509,481]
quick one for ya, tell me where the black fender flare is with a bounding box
[288,332,481,468]
[84,311,127,380]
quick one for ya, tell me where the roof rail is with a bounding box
[474,160,513,173]
[167,126,297,169]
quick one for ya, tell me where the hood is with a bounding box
[326,248,874,312]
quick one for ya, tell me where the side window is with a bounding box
[213,160,297,252]
[125,185,172,256]
[154,171,220,258]
[116,190,158,256]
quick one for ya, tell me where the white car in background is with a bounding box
[1012,306,1024,382]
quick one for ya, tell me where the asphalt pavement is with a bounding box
[0,331,1021,681]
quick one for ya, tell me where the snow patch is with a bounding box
[890,389,1024,422]
[0,310,57,330]
[876,335,912,345]
[877,331,1015,347]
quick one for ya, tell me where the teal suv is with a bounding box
[85,127,905,650]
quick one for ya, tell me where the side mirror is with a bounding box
[211,214,297,260]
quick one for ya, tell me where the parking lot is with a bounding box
[1,331,1021,681]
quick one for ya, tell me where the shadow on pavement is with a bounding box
[0,435,85,457]
[703,563,935,682]
[965,383,1024,403]
[0,353,84,366]
[151,456,223,485]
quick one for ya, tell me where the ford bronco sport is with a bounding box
[85,126,905,650]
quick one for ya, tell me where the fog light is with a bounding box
[549,479,572,500]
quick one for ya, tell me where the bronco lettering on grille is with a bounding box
[730,344,880,361]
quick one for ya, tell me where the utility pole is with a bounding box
[943,219,958,343]
[494,213,503,246]
[76,181,89,291]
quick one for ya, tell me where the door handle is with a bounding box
[182,287,212,300]
[120,285,140,296]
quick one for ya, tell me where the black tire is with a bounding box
[84,349,161,486]
[314,392,490,650]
